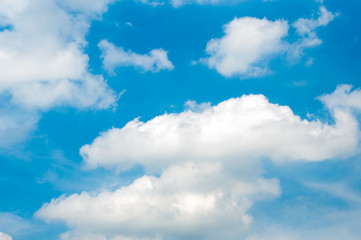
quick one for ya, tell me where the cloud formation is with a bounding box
[204,17,288,78]
[99,40,174,73]
[0,0,119,146]
[80,85,360,172]
[37,162,280,239]
[0,0,118,110]
[318,84,361,112]
[202,6,336,78]
[37,85,361,239]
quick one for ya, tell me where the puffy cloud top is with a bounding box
[204,17,288,78]
[80,85,360,172]
[38,85,361,240]
[202,6,336,78]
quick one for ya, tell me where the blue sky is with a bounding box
[0,0,361,239]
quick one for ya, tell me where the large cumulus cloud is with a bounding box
[36,85,361,239]
[80,85,359,172]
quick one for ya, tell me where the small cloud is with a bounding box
[200,6,336,79]
[99,40,174,73]
[202,17,288,78]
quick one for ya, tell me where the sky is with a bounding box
[0,0,361,239]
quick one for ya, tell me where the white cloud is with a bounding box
[202,6,336,78]
[37,162,280,239]
[0,0,118,110]
[80,85,360,172]
[0,233,12,240]
[288,6,337,60]
[318,84,361,112]
[294,6,335,36]
[203,17,288,78]
[99,40,174,73]
[37,85,361,239]
[0,0,120,146]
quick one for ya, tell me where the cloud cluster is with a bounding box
[202,6,336,78]
[37,85,361,239]
[99,40,174,73]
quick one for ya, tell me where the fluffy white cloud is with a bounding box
[202,6,336,78]
[80,85,360,172]
[0,233,12,240]
[0,0,117,110]
[99,40,174,73]
[37,162,280,239]
[0,0,120,146]
[318,84,361,112]
[204,17,288,78]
